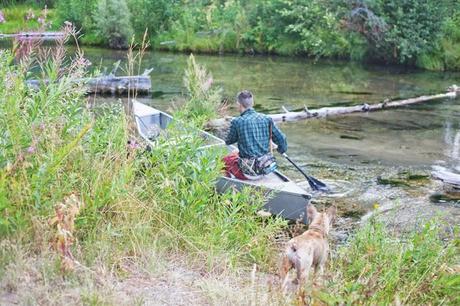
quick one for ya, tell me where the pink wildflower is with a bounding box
[203,77,213,91]
[127,140,140,150]
[25,9,35,21]
[0,11,5,23]
[27,146,36,154]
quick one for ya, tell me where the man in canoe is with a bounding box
[224,90,287,180]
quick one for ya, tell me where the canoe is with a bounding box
[133,101,312,224]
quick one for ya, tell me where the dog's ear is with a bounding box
[307,205,318,222]
[326,206,337,221]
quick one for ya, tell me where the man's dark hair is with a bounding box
[237,90,254,108]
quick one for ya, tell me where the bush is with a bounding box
[55,0,97,31]
[128,0,179,37]
[345,0,450,64]
[94,0,133,49]
[277,0,350,58]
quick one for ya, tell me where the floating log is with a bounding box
[207,85,460,131]
[0,32,65,41]
[26,69,153,95]
[432,166,460,196]
[432,166,460,185]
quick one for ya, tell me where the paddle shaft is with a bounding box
[283,153,313,182]
[282,153,328,191]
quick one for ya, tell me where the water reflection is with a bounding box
[440,120,460,173]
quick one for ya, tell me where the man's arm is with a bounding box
[225,119,238,145]
[270,119,287,154]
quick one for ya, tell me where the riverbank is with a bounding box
[2,1,460,71]
[1,36,459,304]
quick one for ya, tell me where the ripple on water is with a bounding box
[297,179,356,198]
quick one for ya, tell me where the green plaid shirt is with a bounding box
[225,108,287,158]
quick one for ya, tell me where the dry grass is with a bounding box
[0,243,290,306]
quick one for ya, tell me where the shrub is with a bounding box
[277,0,350,58]
[94,0,133,49]
[128,0,179,37]
[345,0,450,64]
[55,0,97,31]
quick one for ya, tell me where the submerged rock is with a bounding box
[340,134,363,140]
[377,170,430,187]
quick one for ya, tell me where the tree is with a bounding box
[95,0,133,49]
[345,0,449,64]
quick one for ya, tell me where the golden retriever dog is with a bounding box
[279,205,336,290]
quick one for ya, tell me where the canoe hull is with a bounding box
[216,176,310,224]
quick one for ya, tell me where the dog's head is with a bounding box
[307,205,337,235]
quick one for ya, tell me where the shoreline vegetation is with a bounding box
[0,24,459,304]
[2,1,460,71]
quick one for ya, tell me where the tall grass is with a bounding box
[314,219,459,305]
[180,53,225,127]
[0,32,285,280]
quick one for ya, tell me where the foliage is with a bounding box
[181,54,224,127]
[315,219,460,305]
[0,4,58,34]
[1,1,55,6]
[277,0,350,58]
[127,0,179,36]
[55,0,96,31]
[440,12,460,71]
[45,0,460,69]
[94,0,133,49]
[418,8,460,71]
[0,43,284,274]
[345,0,450,64]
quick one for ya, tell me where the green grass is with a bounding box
[314,219,460,305]
[0,42,285,274]
[0,5,59,34]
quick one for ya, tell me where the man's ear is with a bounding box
[307,205,318,222]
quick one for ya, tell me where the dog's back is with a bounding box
[280,205,336,289]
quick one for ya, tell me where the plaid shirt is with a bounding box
[225,108,287,158]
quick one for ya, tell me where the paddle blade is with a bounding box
[306,176,330,192]
[283,153,330,193]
